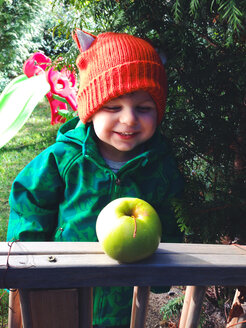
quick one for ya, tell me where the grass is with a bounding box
[0,99,61,327]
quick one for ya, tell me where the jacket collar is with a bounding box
[56,117,171,168]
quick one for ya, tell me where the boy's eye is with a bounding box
[102,106,121,112]
[136,106,153,112]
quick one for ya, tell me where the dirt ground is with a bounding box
[146,287,228,328]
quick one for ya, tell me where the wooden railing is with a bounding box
[1,242,246,327]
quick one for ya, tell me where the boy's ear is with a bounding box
[72,29,96,52]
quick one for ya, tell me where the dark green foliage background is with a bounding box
[0,0,70,91]
[52,0,246,243]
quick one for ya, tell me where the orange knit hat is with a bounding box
[73,30,167,124]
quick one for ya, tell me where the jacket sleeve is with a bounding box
[7,147,64,241]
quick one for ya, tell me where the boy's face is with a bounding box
[90,90,157,161]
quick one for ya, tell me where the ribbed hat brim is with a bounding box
[77,60,166,123]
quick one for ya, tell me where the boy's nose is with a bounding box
[120,107,137,126]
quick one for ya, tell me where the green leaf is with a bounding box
[173,0,182,22]
[52,94,69,105]
[189,0,201,15]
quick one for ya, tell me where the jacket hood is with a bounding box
[56,117,86,146]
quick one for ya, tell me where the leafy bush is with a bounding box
[0,1,71,92]
[49,0,246,243]
[160,294,184,322]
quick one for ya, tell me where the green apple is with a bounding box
[96,197,162,263]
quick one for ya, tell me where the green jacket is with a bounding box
[7,117,184,326]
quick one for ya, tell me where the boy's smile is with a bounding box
[90,90,158,162]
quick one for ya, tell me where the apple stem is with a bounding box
[132,216,137,238]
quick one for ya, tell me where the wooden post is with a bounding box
[130,286,150,328]
[226,289,241,327]
[226,289,246,328]
[179,286,193,328]
[19,289,33,328]
[8,290,22,328]
[184,286,206,328]
[78,287,93,328]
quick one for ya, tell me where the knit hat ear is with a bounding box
[72,29,96,52]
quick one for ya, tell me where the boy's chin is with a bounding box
[112,144,144,161]
[98,138,145,161]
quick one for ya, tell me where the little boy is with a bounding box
[7,31,184,327]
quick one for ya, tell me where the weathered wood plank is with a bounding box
[2,262,246,288]
[1,242,246,289]
[1,242,246,255]
[2,252,246,269]
[2,247,246,267]
[157,243,246,255]
[0,242,103,255]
